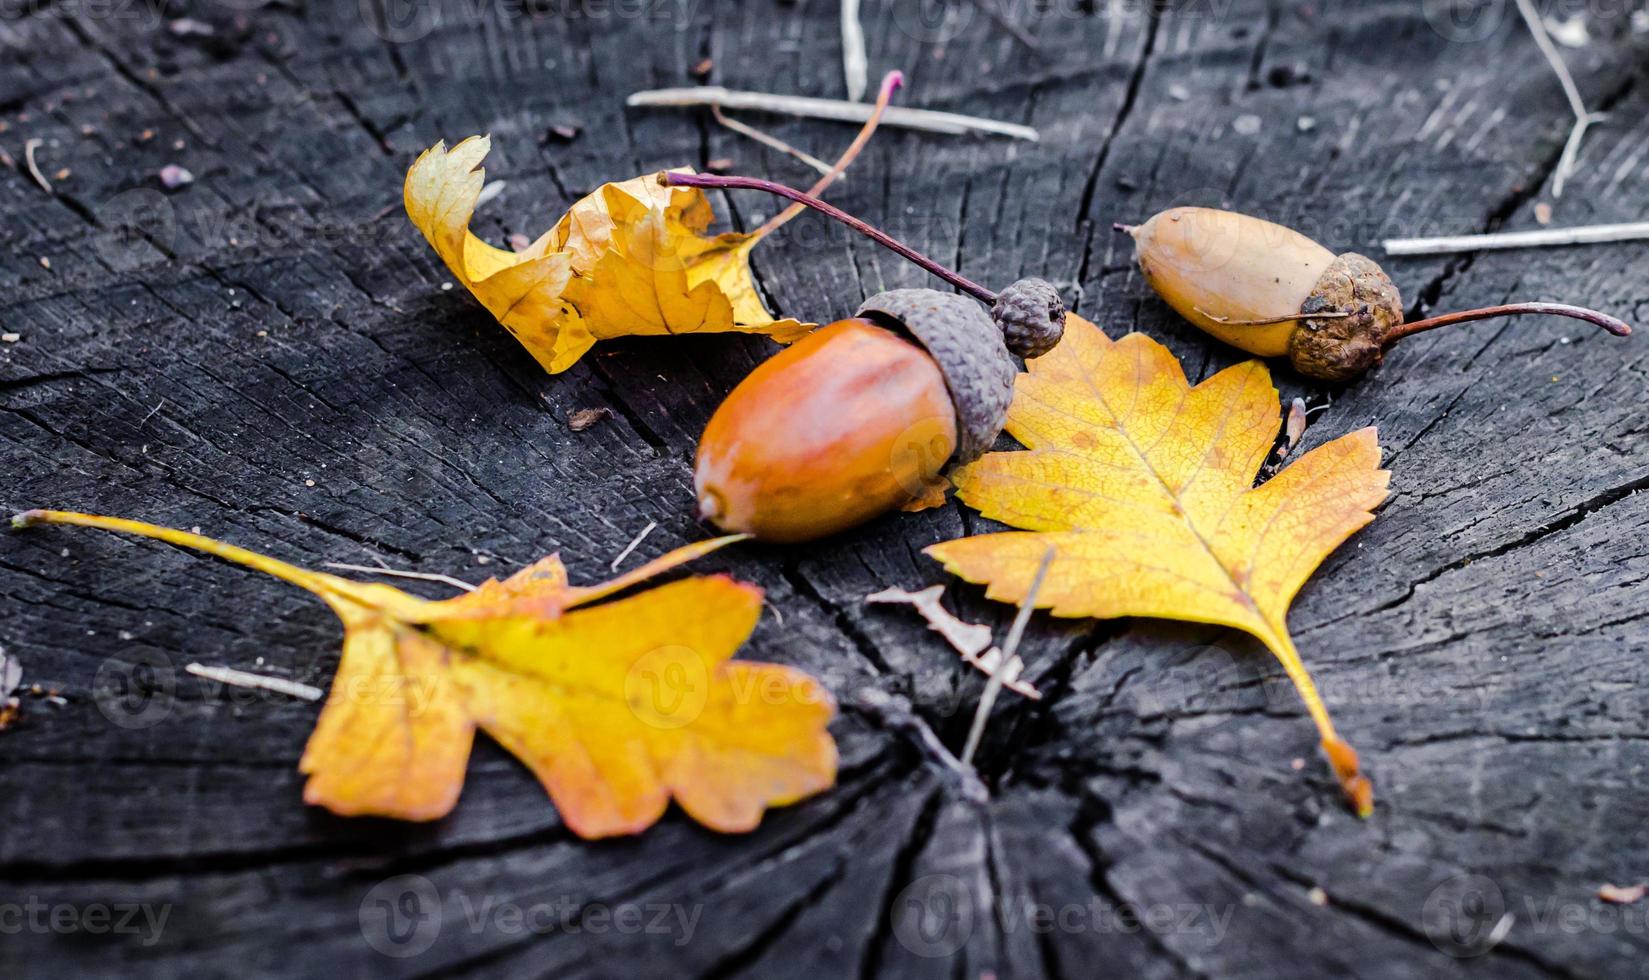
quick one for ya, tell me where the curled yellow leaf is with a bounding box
[404,137,807,374]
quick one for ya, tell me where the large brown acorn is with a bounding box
[1120,207,1631,382]
[662,171,1065,543]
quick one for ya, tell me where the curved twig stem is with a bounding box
[756,70,902,239]
[1386,302,1632,345]
[666,171,999,304]
[710,106,835,177]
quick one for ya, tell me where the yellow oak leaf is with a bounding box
[12,511,836,838]
[926,315,1389,815]
[404,137,808,374]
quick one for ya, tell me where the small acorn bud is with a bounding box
[695,288,1024,542]
[1122,207,1629,382]
[992,278,1067,359]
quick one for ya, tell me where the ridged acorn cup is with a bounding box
[857,288,1015,463]
[1291,253,1405,382]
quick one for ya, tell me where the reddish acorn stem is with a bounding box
[661,171,999,305]
[756,70,903,239]
[1387,302,1633,345]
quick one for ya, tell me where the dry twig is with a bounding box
[627,86,1040,141]
[1514,0,1604,197]
[1384,221,1649,256]
[321,561,478,592]
[185,663,323,701]
[959,547,1056,768]
[866,585,1041,699]
[841,0,868,102]
[710,106,836,178]
[610,521,658,571]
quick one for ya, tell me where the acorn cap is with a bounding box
[858,288,1014,464]
[992,278,1067,358]
[1289,253,1405,382]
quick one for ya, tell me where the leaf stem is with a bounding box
[667,171,999,304]
[1385,302,1632,345]
[12,509,349,599]
[1260,624,1372,818]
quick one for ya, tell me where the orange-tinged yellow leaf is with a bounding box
[11,510,835,837]
[404,137,807,374]
[927,315,1389,815]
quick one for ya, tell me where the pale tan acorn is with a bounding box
[1120,207,1631,382]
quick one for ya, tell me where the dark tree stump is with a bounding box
[2,2,1647,977]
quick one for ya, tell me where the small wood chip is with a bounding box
[2,333,20,344]
[0,646,21,698]
[1599,883,1647,905]
[159,164,195,190]
[1307,886,1329,906]
[568,407,612,431]
[691,57,713,79]
[168,17,215,37]
[611,521,658,571]
[706,157,735,172]
[474,179,506,208]
[1284,398,1308,454]
[23,138,50,193]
